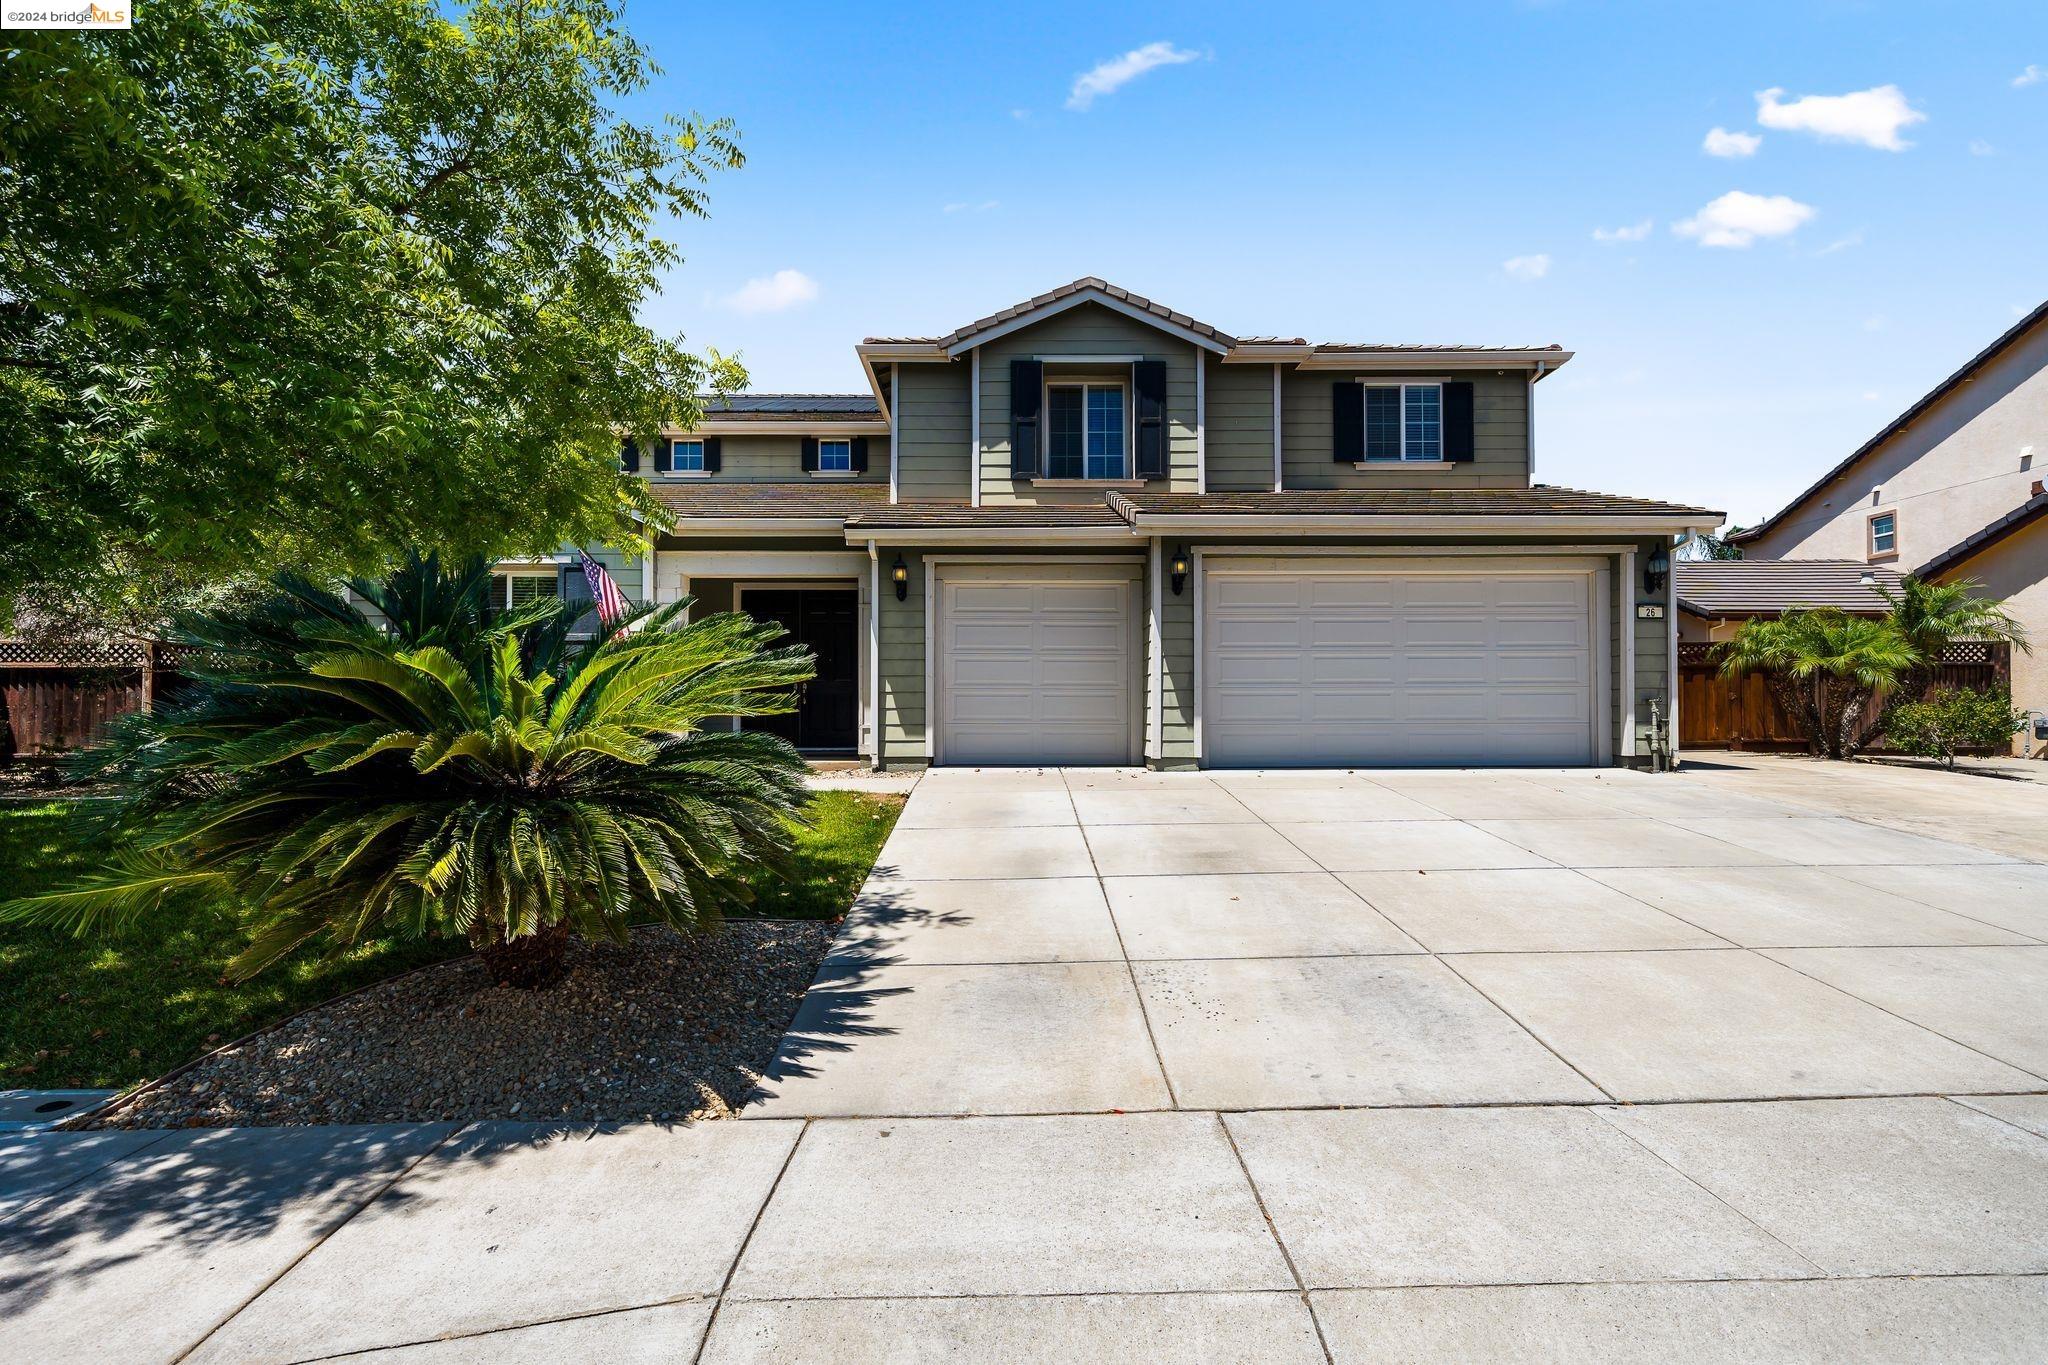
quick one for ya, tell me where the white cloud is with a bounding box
[1970,139,1996,156]
[2014,64,2045,88]
[1816,230,1864,256]
[1067,41,1201,111]
[723,269,819,314]
[1755,84,1926,150]
[1010,108,1031,120]
[1703,127,1761,158]
[943,200,1000,214]
[1502,253,1551,281]
[1673,191,1816,248]
[1592,218,1653,243]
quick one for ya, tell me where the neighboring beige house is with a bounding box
[624,277,1718,770]
[1728,299,2048,748]
[1675,561,1903,643]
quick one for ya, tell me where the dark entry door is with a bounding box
[743,589,859,752]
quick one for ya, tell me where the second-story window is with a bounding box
[1869,511,1898,558]
[817,438,853,473]
[1046,383,1127,479]
[1363,383,1443,461]
[670,439,705,474]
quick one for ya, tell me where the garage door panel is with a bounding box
[939,573,1135,766]
[1204,564,1595,768]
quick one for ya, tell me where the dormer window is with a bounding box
[818,438,853,473]
[1363,383,1443,462]
[1046,382,1127,480]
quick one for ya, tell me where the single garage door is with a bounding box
[1203,558,1601,767]
[936,563,1140,766]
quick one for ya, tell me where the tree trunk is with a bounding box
[0,682,15,769]
[1767,672,1824,756]
[1835,687,1873,759]
[472,920,574,989]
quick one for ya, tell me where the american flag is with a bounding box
[577,549,630,626]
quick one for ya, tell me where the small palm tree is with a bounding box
[1875,574,2031,702]
[1,552,815,988]
[1715,608,1916,759]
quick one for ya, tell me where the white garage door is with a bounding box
[937,564,1139,766]
[1203,559,1600,767]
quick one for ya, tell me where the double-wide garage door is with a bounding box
[936,563,1139,766]
[1203,558,1600,767]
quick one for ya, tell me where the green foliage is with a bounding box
[0,551,816,987]
[1883,687,2024,769]
[1715,608,1917,758]
[0,0,744,631]
[1875,575,2032,701]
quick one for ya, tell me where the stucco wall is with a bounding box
[1935,515,2048,753]
[1744,319,2048,569]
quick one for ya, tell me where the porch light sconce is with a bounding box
[1643,545,1670,596]
[1169,546,1190,596]
[890,553,909,602]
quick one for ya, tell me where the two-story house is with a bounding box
[1727,300,2048,746]
[622,278,1719,770]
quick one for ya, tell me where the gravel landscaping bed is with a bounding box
[82,920,836,1129]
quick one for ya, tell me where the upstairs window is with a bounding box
[1869,511,1898,558]
[670,439,704,473]
[1046,383,1127,479]
[817,438,853,473]
[1363,383,1443,461]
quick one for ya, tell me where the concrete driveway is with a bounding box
[6,762,2048,1361]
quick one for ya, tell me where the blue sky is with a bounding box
[622,0,2047,527]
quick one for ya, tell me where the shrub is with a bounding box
[0,552,815,988]
[1883,687,2024,769]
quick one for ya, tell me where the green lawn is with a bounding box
[0,789,903,1090]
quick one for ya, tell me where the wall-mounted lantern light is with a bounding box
[890,553,909,602]
[1169,546,1190,596]
[1643,545,1670,596]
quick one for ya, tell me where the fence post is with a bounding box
[141,639,158,714]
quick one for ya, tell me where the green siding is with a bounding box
[1627,537,1674,760]
[976,302,1201,503]
[879,550,926,758]
[641,432,886,486]
[896,364,972,501]
[1160,571,1197,763]
[1205,355,1275,493]
[1281,368,1529,490]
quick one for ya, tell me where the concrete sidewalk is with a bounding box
[6,761,2048,1361]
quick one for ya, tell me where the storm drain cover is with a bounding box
[0,1089,118,1133]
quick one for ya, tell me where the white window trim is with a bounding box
[491,566,561,610]
[667,438,707,476]
[1359,380,1444,463]
[815,437,854,476]
[1042,379,1132,481]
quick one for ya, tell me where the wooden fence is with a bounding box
[0,640,193,757]
[1680,641,2012,750]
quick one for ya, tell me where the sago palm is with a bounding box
[1875,574,2031,701]
[1715,608,1916,759]
[0,553,816,988]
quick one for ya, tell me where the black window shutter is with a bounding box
[1132,360,1167,479]
[1010,359,1043,478]
[1332,381,1364,463]
[703,437,722,473]
[850,435,870,473]
[1443,382,1476,463]
[620,439,640,473]
[801,435,819,473]
[654,439,673,474]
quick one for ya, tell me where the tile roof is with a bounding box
[1730,298,2048,545]
[1915,490,2048,580]
[1108,486,1721,519]
[696,394,881,419]
[1675,560,1903,617]
[1305,342,1568,354]
[844,502,1129,530]
[864,277,1241,349]
[646,481,893,519]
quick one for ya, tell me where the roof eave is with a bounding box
[674,419,889,436]
[1295,349,1574,372]
[1115,511,1723,535]
[940,286,1233,357]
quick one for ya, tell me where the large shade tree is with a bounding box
[0,0,742,633]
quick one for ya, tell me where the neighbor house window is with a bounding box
[817,438,853,473]
[1363,383,1443,461]
[490,570,560,609]
[1045,383,1127,479]
[670,439,704,473]
[1869,511,1898,558]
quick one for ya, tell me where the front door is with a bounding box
[743,588,859,752]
